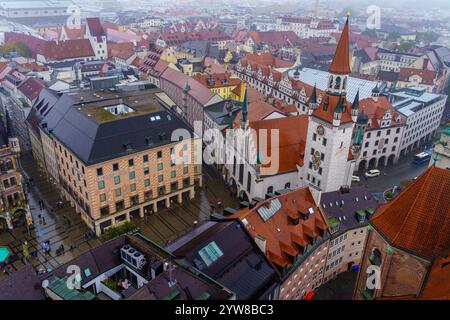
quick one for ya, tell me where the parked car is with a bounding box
[352,176,360,182]
[365,169,381,178]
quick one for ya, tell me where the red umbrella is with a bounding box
[305,291,315,300]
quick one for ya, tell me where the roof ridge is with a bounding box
[389,169,432,244]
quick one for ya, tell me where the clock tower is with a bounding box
[301,14,358,193]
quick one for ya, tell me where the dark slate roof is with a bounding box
[43,236,126,286]
[42,234,233,300]
[46,59,85,69]
[377,70,399,82]
[80,60,110,72]
[166,220,279,300]
[0,264,46,300]
[27,88,59,134]
[43,90,192,165]
[354,48,372,64]
[321,186,380,233]
[0,121,8,147]
[204,100,241,127]
[176,40,210,58]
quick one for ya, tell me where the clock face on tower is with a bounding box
[316,125,325,136]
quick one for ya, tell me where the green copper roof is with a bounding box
[328,217,340,227]
[443,126,450,137]
[162,289,181,300]
[356,210,366,217]
[196,292,211,300]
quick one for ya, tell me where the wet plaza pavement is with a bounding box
[133,163,240,246]
[0,154,239,280]
[0,154,102,280]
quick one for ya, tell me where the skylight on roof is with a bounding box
[198,241,223,267]
[104,103,135,115]
[257,198,282,222]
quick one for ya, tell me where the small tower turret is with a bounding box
[307,84,318,115]
[333,95,345,126]
[241,88,249,129]
[351,89,360,122]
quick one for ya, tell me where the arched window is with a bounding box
[328,76,333,89]
[267,186,274,194]
[335,77,341,90]
[5,159,13,171]
[285,182,291,189]
[343,77,347,91]
[370,248,382,266]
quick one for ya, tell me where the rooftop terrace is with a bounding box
[68,88,166,124]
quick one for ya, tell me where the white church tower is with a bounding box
[85,17,108,60]
[301,13,358,193]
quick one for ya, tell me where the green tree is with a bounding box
[388,32,401,40]
[417,31,440,43]
[398,42,415,52]
[362,29,378,38]
[0,42,32,58]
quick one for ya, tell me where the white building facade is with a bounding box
[391,87,447,155]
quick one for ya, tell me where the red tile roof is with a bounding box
[161,67,217,105]
[235,187,330,268]
[161,29,230,46]
[131,57,144,68]
[312,94,354,124]
[193,73,241,89]
[328,17,351,75]
[17,77,44,102]
[86,17,105,41]
[241,52,294,69]
[398,68,436,85]
[371,167,450,260]
[359,96,406,129]
[421,254,450,300]
[62,25,86,40]
[43,39,95,61]
[233,100,283,126]
[107,42,135,59]
[235,31,299,48]
[249,115,308,175]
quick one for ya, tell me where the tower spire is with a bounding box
[352,89,360,110]
[351,89,360,122]
[241,88,248,125]
[328,14,351,75]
